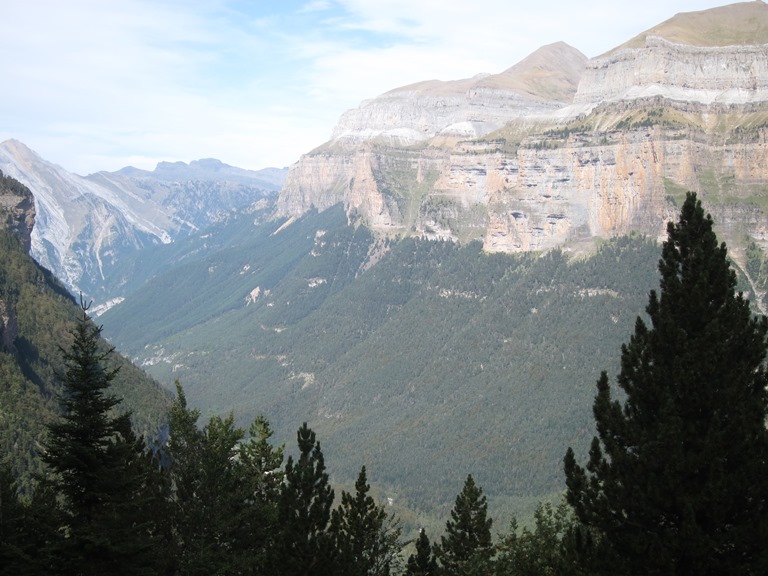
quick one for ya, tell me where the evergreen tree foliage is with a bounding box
[331,465,403,576]
[40,298,158,575]
[0,464,61,576]
[166,381,282,576]
[166,382,242,575]
[436,475,493,575]
[494,500,583,576]
[406,529,438,576]
[238,415,285,504]
[235,414,285,574]
[564,192,768,575]
[271,422,336,576]
[0,462,27,574]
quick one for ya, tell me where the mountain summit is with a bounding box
[611,0,768,52]
[329,43,587,147]
[278,1,768,260]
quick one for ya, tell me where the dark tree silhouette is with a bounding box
[565,193,768,575]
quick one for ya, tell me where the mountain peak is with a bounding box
[189,158,225,170]
[384,42,585,103]
[609,1,768,54]
[1,139,41,162]
[491,42,587,102]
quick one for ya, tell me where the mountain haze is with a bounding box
[0,139,286,304]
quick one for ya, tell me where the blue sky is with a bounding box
[0,0,732,175]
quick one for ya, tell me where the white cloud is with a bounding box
[299,1,334,13]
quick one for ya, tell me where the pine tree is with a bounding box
[271,422,336,576]
[235,415,285,574]
[0,464,61,576]
[238,415,285,504]
[436,474,493,575]
[564,193,768,575]
[41,298,158,575]
[166,381,250,576]
[494,500,583,576]
[406,529,438,576]
[331,465,403,576]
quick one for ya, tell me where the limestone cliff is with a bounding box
[277,2,768,256]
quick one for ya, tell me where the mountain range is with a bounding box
[4,1,768,527]
[0,139,287,306]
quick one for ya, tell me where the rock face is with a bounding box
[278,1,768,257]
[331,42,587,145]
[574,36,768,107]
[0,139,286,301]
[0,171,36,352]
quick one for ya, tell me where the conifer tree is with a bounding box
[331,465,403,576]
[406,529,438,576]
[564,193,768,575]
[436,474,493,575]
[166,382,245,575]
[494,500,582,576]
[0,462,27,574]
[0,463,61,576]
[238,415,285,504]
[271,422,336,576]
[41,298,157,575]
[234,415,285,574]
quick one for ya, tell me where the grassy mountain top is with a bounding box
[385,42,586,102]
[610,1,768,53]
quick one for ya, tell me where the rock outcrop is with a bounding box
[574,36,768,107]
[0,169,35,253]
[278,1,768,257]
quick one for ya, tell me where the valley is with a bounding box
[4,0,768,535]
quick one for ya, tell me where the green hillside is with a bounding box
[0,173,171,492]
[100,205,662,524]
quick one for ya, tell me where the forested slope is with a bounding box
[0,172,171,491]
[100,205,663,520]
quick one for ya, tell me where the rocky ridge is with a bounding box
[330,42,587,145]
[0,139,286,302]
[278,1,768,257]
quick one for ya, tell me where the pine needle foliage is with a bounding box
[564,193,768,575]
[41,298,158,575]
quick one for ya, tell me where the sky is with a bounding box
[0,0,735,175]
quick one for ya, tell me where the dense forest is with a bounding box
[2,189,767,574]
[99,204,668,523]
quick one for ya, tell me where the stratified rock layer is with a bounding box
[278,2,768,257]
